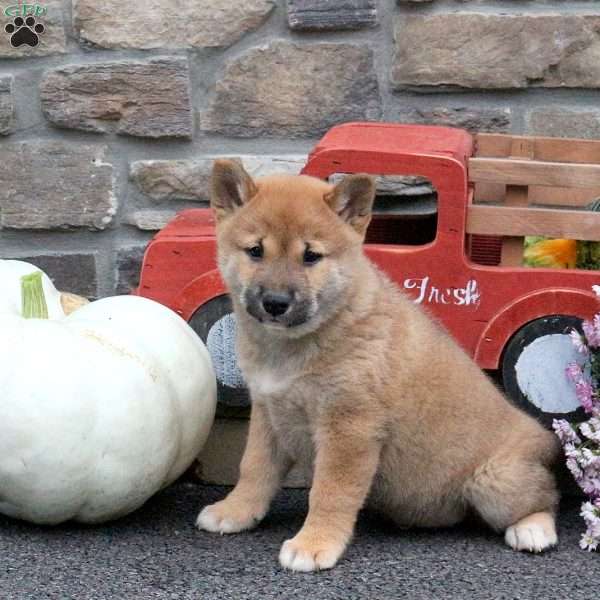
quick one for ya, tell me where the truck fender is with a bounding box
[175,269,228,322]
[474,288,598,370]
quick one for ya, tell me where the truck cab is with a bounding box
[135,123,600,426]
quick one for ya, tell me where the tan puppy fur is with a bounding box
[196,160,560,571]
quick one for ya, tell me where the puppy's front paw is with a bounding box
[195,500,265,534]
[504,511,558,553]
[279,534,346,572]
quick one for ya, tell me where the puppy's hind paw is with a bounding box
[505,511,558,553]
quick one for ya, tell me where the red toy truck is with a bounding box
[134,123,600,427]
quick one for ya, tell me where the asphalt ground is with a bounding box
[1,483,598,600]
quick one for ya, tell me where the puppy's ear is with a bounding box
[324,174,376,236]
[211,159,258,222]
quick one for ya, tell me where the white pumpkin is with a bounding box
[0,268,217,524]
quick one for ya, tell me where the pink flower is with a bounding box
[570,329,589,355]
[553,419,581,444]
[576,380,595,413]
[580,448,600,469]
[564,442,578,457]
[594,314,600,341]
[580,418,600,443]
[582,474,600,497]
[566,456,584,481]
[580,532,599,551]
[583,319,600,348]
[581,501,600,524]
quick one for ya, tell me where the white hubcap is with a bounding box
[514,333,588,414]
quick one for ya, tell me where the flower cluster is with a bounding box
[553,285,600,551]
[580,499,600,551]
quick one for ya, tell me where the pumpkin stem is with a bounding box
[21,272,49,319]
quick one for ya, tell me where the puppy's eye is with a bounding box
[245,244,263,260]
[303,248,323,265]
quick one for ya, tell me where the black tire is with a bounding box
[501,314,586,428]
[502,314,592,497]
[188,295,250,408]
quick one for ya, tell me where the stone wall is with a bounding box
[1,0,599,299]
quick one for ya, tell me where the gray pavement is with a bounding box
[1,483,598,600]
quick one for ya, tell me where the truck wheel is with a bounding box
[501,315,587,428]
[188,295,250,408]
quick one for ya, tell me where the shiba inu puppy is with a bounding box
[196,160,560,572]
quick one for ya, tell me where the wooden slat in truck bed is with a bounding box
[469,157,600,189]
[467,205,600,242]
[473,133,600,208]
[475,133,600,164]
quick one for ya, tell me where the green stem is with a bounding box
[21,272,49,319]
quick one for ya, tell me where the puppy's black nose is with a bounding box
[262,291,292,317]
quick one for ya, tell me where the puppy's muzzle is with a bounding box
[244,287,311,328]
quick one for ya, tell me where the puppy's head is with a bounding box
[211,159,375,337]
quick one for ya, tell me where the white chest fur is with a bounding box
[242,338,312,399]
[246,368,293,397]
[245,363,316,465]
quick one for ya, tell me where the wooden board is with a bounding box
[529,187,600,208]
[501,185,528,266]
[474,181,600,208]
[467,205,600,241]
[475,133,600,164]
[469,157,600,189]
[196,419,310,488]
[499,138,533,266]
